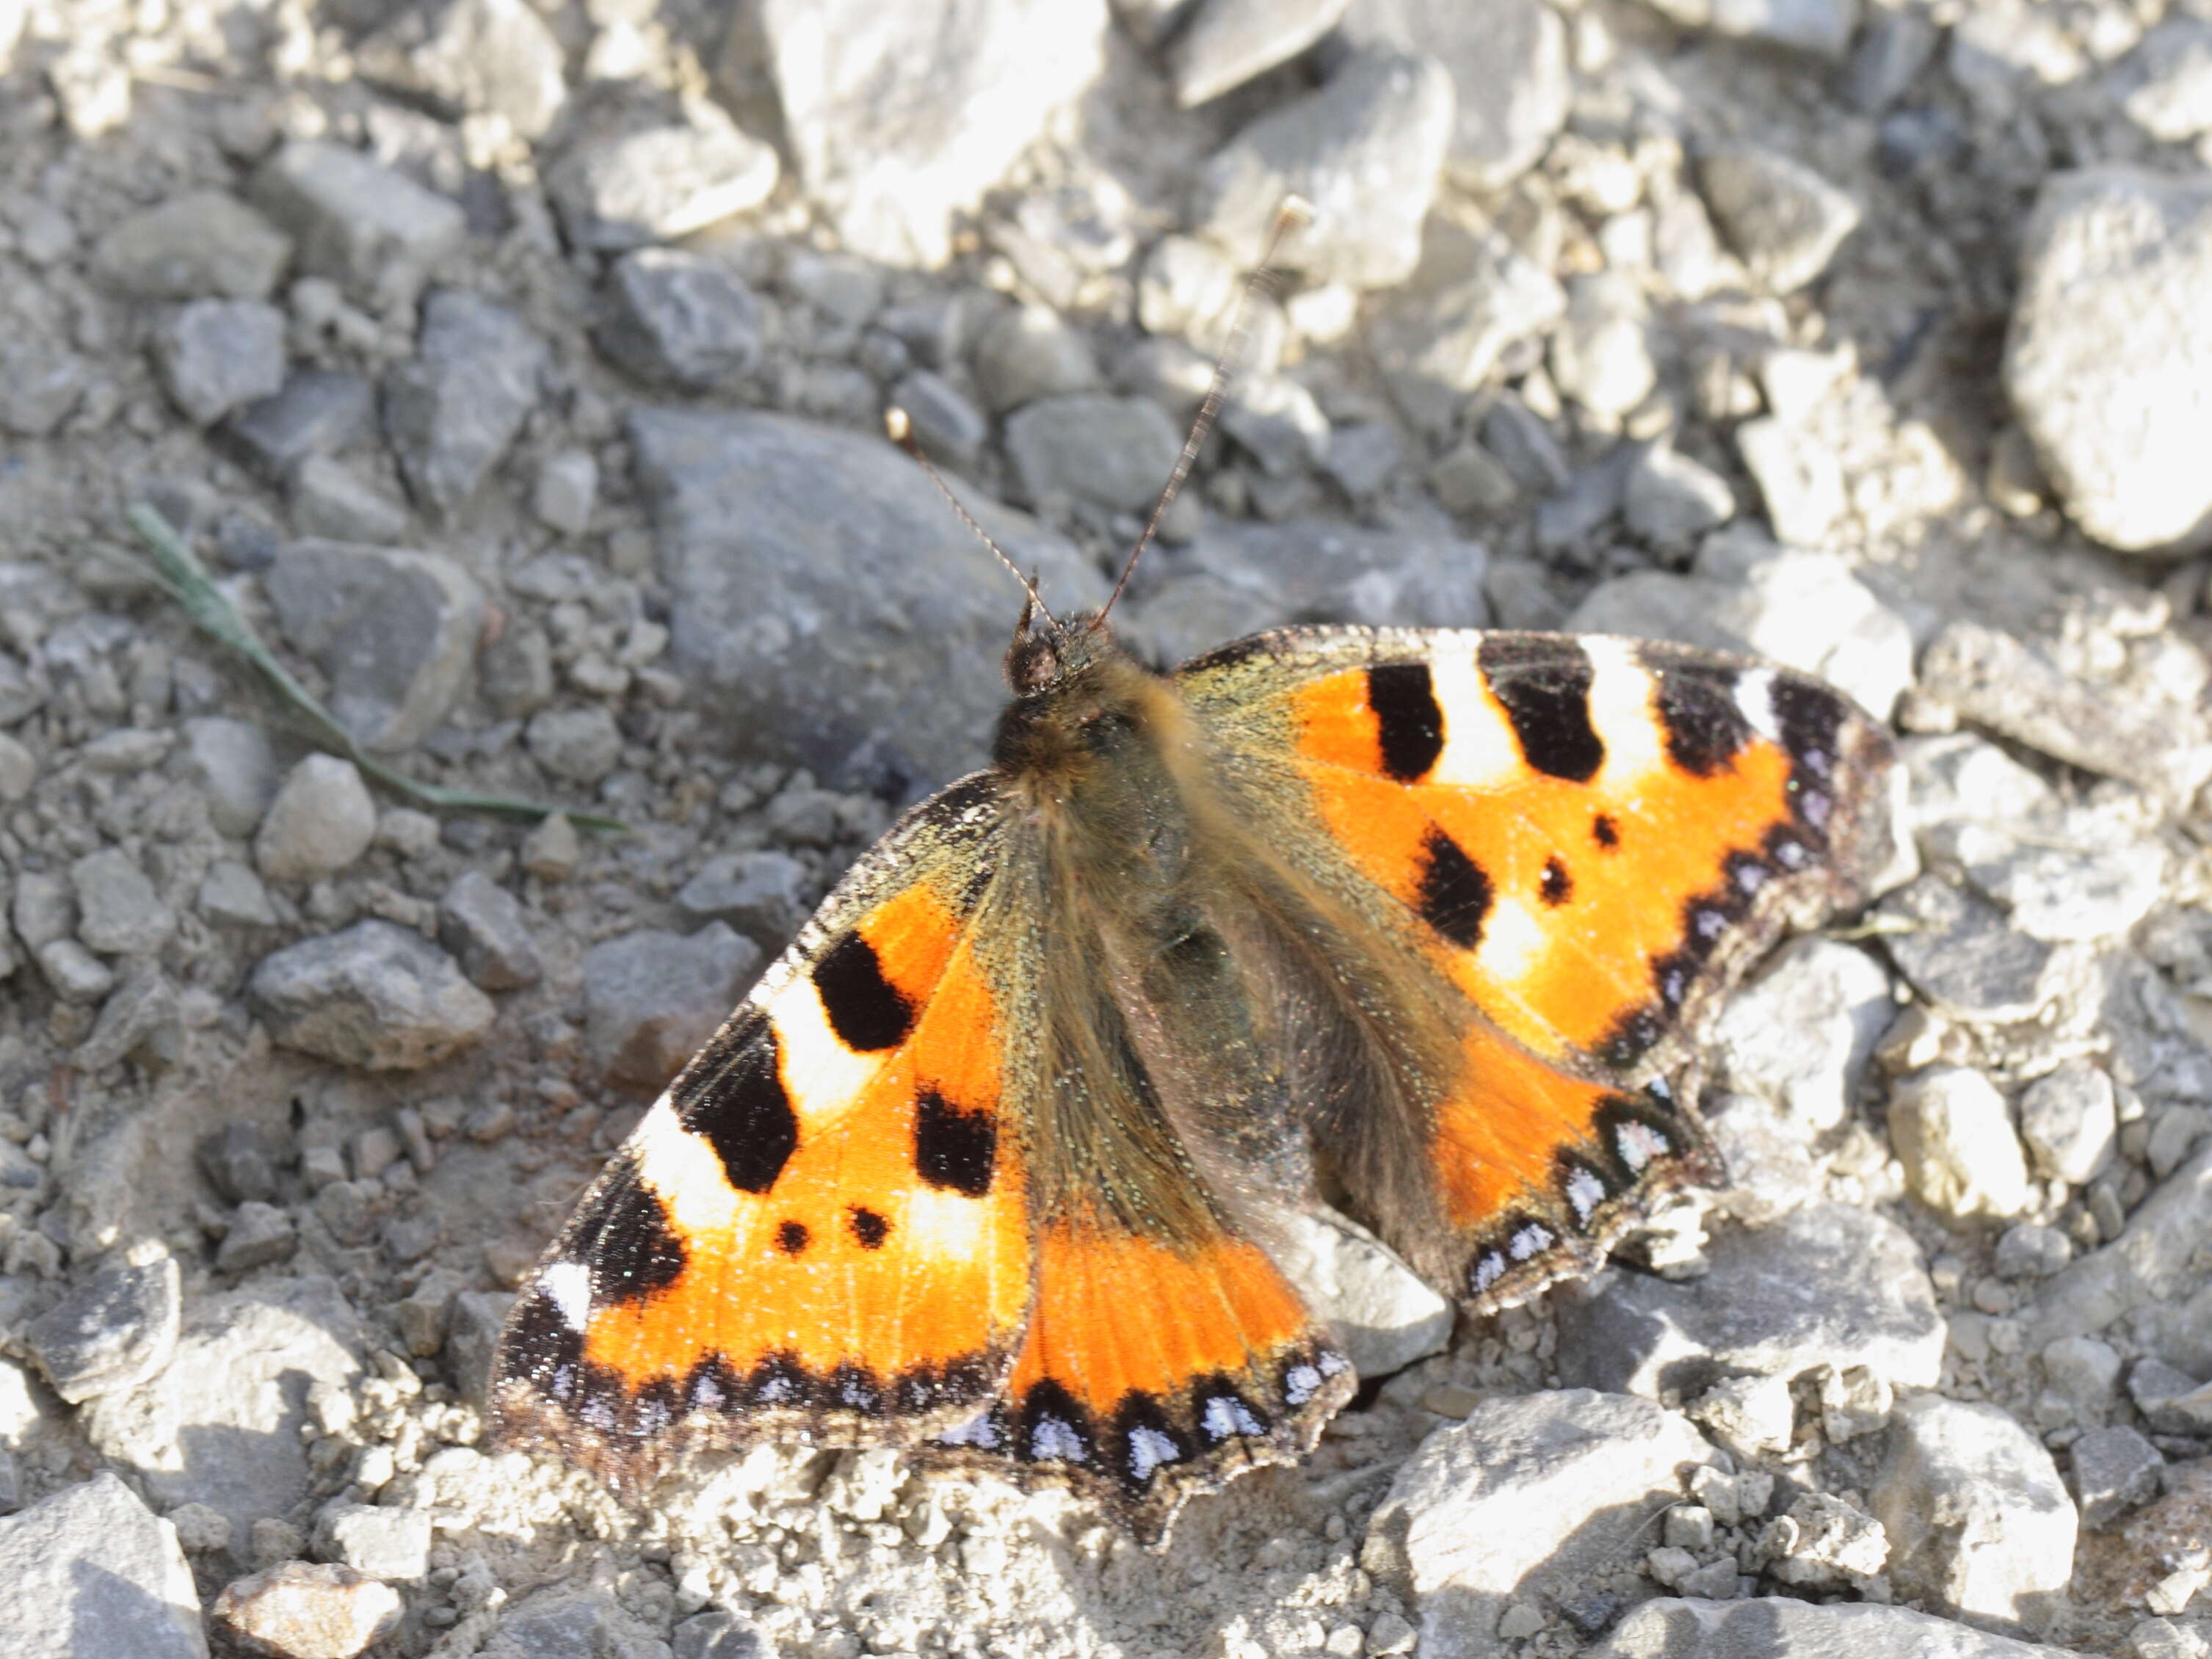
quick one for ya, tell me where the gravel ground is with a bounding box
[3,0,2212,1656]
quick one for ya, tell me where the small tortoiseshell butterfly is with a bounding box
[489,219,1895,1547]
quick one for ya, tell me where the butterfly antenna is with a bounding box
[1095,195,1314,630]
[883,405,1060,636]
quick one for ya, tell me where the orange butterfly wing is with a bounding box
[490,777,1034,1481]
[1180,627,1893,1310]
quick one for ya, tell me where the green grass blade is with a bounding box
[123,504,629,835]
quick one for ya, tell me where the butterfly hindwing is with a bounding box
[490,774,1034,1484]
[1178,626,1893,1312]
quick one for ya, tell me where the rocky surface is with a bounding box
[1,0,2211,1655]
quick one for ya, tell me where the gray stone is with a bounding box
[1625,443,1736,550]
[890,370,988,471]
[1918,622,2212,804]
[438,869,542,991]
[73,967,182,1072]
[1763,1489,1888,1589]
[84,1278,363,1561]
[1557,1203,1946,1398]
[1548,272,1656,419]
[0,339,90,437]
[595,249,762,391]
[1698,145,1861,294]
[548,109,780,250]
[2042,1332,2122,1417]
[2147,1106,2211,1180]
[1170,0,1349,105]
[1642,0,1858,56]
[1337,0,1567,190]
[13,868,74,950]
[221,369,377,484]
[673,850,813,943]
[200,1123,279,1205]
[480,1587,670,1659]
[1323,421,1408,498]
[1877,874,2063,1024]
[1199,49,1453,291]
[1219,374,1330,476]
[444,1290,511,1407]
[630,409,1108,792]
[354,0,567,139]
[0,730,35,799]
[1966,837,2166,944]
[2108,18,2212,143]
[38,939,115,1003]
[1890,1066,2034,1219]
[2072,1425,2165,1531]
[289,456,410,545]
[2130,1358,2212,1436]
[71,846,175,956]
[780,250,887,325]
[482,623,555,719]
[972,302,1100,413]
[584,923,761,1089]
[1366,1391,1716,1659]
[1872,1395,2074,1625]
[745,0,1105,266]
[1996,1223,2074,1280]
[313,1503,432,1580]
[673,1610,772,1659]
[1567,542,1912,723]
[216,1202,297,1274]
[264,542,485,752]
[1130,518,1486,666]
[253,754,378,885]
[25,1257,181,1404]
[1370,218,1564,432]
[152,299,287,425]
[1709,939,1893,1133]
[91,189,293,300]
[2004,168,2212,553]
[1272,1207,1451,1380]
[197,862,280,928]
[249,921,495,1070]
[2030,1143,2212,1354]
[1590,1597,2073,1658]
[250,140,465,311]
[532,449,598,537]
[0,1473,206,1659]
[1004,393,1182,512]
[1846,5,1941,109]
[525,705,623,784]
[382,289,547,513]
[1735,413,1847,545]
[213,1562,402,1659]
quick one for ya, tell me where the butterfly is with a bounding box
[487,595,1894,1544]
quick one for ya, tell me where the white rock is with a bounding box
[1198,49,1456,291]
[2004,168,2212,553]
[1889,1067,2034,1219]
[1548,272,1656,419]
[0,1473,204,1659]
[254,755,378,885]
[1710,939,1896,1132]
[1272,1207,1451,1382]
[1367,1391,1717,1659]
[1591,1597,2076,1658]
[1624,443,1736,551]
[750,0,1106,267]
[1872,1395,2075,1627]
